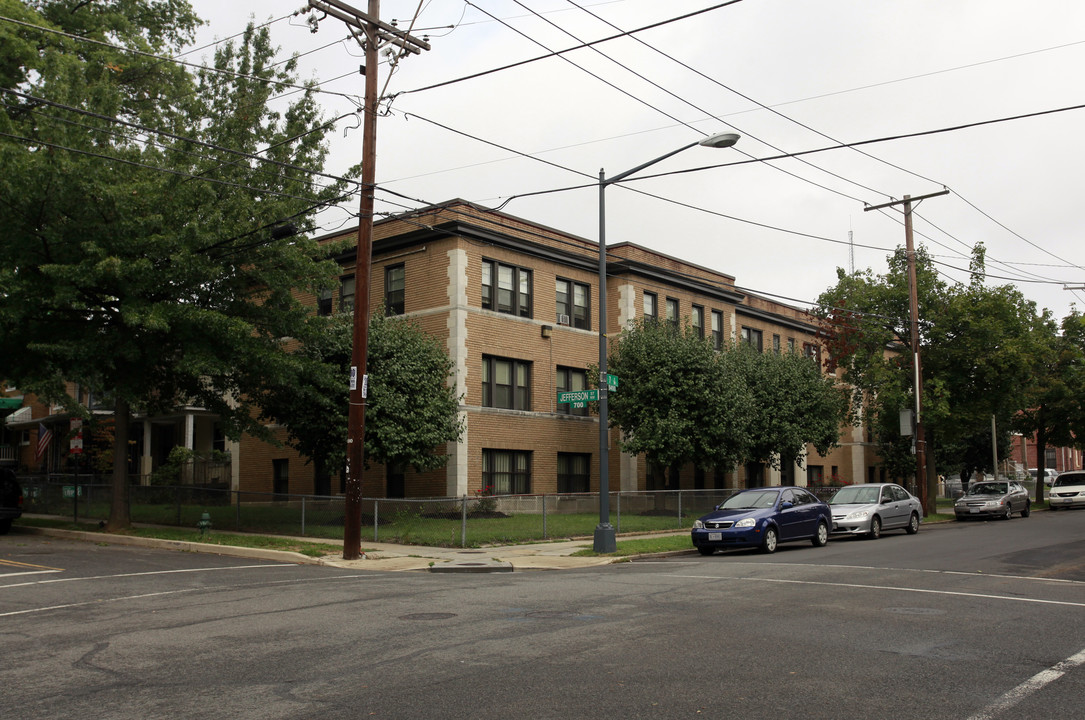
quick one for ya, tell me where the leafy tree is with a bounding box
[0,2,355,529]
[1014,311,1085,503]
[257,313,464,485]
[816,245,1048,510]
[730,346,850,472]
[606,319,753,475]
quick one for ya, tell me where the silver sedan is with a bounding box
[954,481,1030,520]
[829,483,922,539]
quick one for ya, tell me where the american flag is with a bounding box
[36,422,52,461]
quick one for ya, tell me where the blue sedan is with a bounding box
[691,487,831,555]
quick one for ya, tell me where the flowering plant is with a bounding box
[473,484,496,514]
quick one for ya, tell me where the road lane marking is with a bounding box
[662,574,1085,609]
[966,647,1085,720]
[0,559,64,571]
[704,561,1085,586]
[0,563,292,590]
[0,573,374,617]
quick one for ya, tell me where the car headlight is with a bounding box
[693,520,704,529]
[845,510,869,521]
[983,501,1000,509]
[734,517,756,528]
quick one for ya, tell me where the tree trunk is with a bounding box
[1035,410,1047,506]
[106,396,131,531]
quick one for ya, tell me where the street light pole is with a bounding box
[593,132,740,553]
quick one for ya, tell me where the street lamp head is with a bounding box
[698,132,740,149]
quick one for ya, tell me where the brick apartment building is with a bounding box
[2,199,891,497]
[236,199,883,498]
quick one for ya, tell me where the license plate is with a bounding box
[970,508,979,514]
[708,532,722,541]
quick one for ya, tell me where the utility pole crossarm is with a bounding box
[308,0,431,52]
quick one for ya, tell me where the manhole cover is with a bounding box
[399,612,457,621]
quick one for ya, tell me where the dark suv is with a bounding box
[0,468,22,534]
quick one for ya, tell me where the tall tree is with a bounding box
[816,245,1047,507]
[606,319,753,476]
[0,2,356,529]
[1014,311,1085,503]
[730,345,850,474]
[257,313,464,485]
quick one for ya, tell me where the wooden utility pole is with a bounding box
[865,189,948,515]
[307,0,429,560]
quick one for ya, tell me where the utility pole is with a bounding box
[308,0,429,560]
[865,190,948,515]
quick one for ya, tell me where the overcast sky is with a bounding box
[184,0,1085,321]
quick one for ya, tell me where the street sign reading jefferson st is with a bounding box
[557,389,598,405]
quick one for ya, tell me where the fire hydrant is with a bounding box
[197,512,212,537]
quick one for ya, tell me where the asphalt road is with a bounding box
[2,511,1084,720]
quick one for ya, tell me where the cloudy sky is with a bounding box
[184,0,1085,321]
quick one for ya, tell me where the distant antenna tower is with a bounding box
[848,228,855,274]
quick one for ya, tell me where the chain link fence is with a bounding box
[20,476,901,547]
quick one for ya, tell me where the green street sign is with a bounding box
[606,374,619,391]
[558,389,598,405]
[62,485,83,499]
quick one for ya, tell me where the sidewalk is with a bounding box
[14,524,690,573]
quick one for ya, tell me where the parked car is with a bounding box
[0,469,22,535]
[1028,468,1059,486]
[691,487,830,555]
[1048,471,1085,510]
[953,480,1030,520]
[829,483,922,539]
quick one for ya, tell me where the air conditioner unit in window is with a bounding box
[557,314,570,326]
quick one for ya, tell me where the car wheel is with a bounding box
[868,516,881,539]
[906,512,920,535]
[811,521,829,547]
[0,518,10,535]
[697,546,715,556]
[1022,502,1031,518]
[760,527,778,554]
[1003,504,1013,520]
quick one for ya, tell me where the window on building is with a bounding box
[741,326,763,352]
[806,464,824,486]
[691,305,705,339]
[384,264,405,315]
[556,366,588,416]
[803,342,821,365]
[787,337,795,353]
[317,288,333,316]
[272,459,289,497]
[482,356,531,410]
[483,449,531,494]
[711,310,723,350]
[482,259,532,317]
[665,297,679,329]
[556,278,590,329]
[643,291,658,320]
[557,452,590,493]
[339,276,355,314]
[772,334,781,354]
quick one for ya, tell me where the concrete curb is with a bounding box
[14,526,324,565]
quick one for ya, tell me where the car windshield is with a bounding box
[720,490,779,510]
[1053,474,1085,488]
[967,483,1007,496]
[830,486,880,505]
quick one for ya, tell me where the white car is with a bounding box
[1028,468,1059,486]
[1049,471,1085,510]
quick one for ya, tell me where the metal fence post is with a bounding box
[542,494,547,540]
[301,495,306,537]
[374,499,380,543]
[461,495,467,548]
[678,490,683,528]
[176,485,182,527]
[616,491,621,534]
[235,490,241,532]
